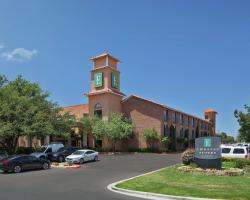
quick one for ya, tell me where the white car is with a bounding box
[65,149,98,164]
[221,145,249,159]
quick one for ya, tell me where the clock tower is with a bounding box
[85,53,125,120]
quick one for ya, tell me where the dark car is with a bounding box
[47,147,79,163]
[0,151,8,161]
[0,155,50,173]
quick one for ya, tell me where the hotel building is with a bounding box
[18,53,217,151]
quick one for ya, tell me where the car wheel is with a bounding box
[79,158,84,164]
[42,162,49,170]
[13,165,22,173]
[58,156,64,163]
[40,156,45,160]
[94,156,98,162]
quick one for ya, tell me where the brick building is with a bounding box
[61,53,216,151]
[18,53,217,151]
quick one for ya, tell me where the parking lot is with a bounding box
[0,153,181,200]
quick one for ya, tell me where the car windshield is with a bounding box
[35,147,47,153]
[57,147,65,152]
[72,150,85,155]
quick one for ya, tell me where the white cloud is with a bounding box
[1,48,38,62]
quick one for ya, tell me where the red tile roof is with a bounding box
[61,104,89,119]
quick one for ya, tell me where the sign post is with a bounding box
[195,137,221,169]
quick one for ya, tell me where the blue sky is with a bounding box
[0,0,249,137]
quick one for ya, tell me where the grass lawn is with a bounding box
[116,166,250,200]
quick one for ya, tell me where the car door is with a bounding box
[17,156,33,170]
[29,156,42,169]
[87,151,95,161]
[84,151,90,161]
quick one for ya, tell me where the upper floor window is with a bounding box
[185,116,188,126]
[172,112,176,123]
[175,113,179,124]
[163,110,168,121]
[180,114,184,125]
[94,103,102,118]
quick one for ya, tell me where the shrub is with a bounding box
[181,148,195,165]
[127,148,162,153]
[15,147,35,155]
[222,157,250,169]
[177,165,244,176]
[143,128,160,149]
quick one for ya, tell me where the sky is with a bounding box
[0,0,250,137]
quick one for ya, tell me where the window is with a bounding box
[192,130,194,139]
[94,103,102,118]
[176,113,179,124]
[172,112,176,123]
[86,151,94,155]
[233,148,245,154]
[163,110,168,121]
[180,114,183,125]
[185,116,188,126]
[192,118,195,128]
[164,125,168,136]
[45,148,52,153]
[180,128,184,138]
[222,148,231,154]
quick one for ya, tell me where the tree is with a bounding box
[80,117,92,136]
[216,132,235,144]
[91,116,106,142]
[234,105,250,142]
[161,136,171,151]
[143,128,159,149]
[105,113,133,152]
[0,75,73,153]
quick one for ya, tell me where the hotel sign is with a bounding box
[111,72,118,89]
[94,72,103,88]
[195,137,221,169]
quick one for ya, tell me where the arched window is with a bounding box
[94,103,102,118]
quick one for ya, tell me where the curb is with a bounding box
[51,163,81,170]
[107,165,220,200]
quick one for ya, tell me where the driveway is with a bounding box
[0,153,181,200]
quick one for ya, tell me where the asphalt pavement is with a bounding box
[0,153,181,200]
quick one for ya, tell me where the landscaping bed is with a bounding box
[116,149,250,200]
[116,165,250,200]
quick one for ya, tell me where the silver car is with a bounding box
[66,149,99,164]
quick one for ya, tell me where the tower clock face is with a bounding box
[111,72,119,89]
[94,72,103,88]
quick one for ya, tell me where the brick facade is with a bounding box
[17,53,217,151]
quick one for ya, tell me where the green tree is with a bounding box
[105,113,133,152]
[161,136,171,151]
[0,75,73,153]
[216,132,235,144]
[234,105,250,142]
[91,116,106,142]
[143,128,159,149]
[79,116,92,141]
